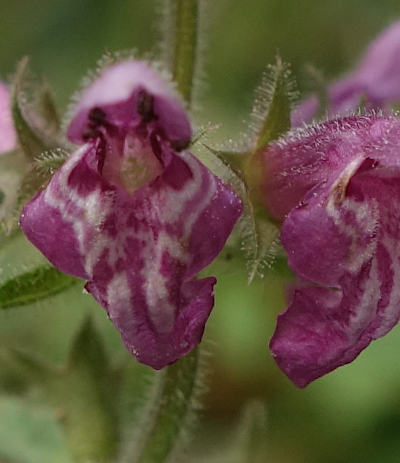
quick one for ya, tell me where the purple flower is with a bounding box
[20,61,242,369]
[263,114,400,387]
[292,20,400,126]
[0,82,16,153]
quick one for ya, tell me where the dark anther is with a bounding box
[137,90,156,123]
[170,139,190,151]
[88,107,106,126]
[82,128,98,140]
[0,189,5,206]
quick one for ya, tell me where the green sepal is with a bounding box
[0,149,26,235]
[254,56,297,150]
[11,58,63,161]
[198,145,279,282]
[0,265,79,309]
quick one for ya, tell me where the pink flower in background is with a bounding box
[263,114,400,387]
[0,82,16,153]
[292,20,400,126]
[20,61,242,369]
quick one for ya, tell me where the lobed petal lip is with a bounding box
[67,61,192,148]
[0,82,16,154]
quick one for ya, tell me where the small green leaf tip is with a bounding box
[253,56,297,151]
[0,265,78,309]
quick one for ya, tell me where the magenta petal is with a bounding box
[20,143,105,279]
[263,114,400,221]
[67,61,191,147]
[0,82,16,153]
[271,161,400,387]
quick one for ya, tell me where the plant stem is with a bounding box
[169,0,199,105]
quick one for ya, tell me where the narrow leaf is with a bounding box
[130,348,204,463]
[0,265,79,309]
[59,318,119,463]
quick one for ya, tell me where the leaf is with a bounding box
[128,348,205,463]
[58,318,119,463]
[0,265,79,309]
[252,56,298,150]
[0,319,120,463]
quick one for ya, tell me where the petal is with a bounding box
[20,143,107,280]
[21,139,242,368]
[0,82,16,154]
[67,61,191,147]
[356,20,400,102]
[85,149,242,368]
[270,161,400,387]
[263,114,400,221]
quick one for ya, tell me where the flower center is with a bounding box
[102,134,163,194]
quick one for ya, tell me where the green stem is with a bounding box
[132,349,201,463]
[169,0,199,105]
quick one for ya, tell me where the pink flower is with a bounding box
[20,61,242,369]
[263,114,400,387]
[292,20,400,126]
[0,82,16,153]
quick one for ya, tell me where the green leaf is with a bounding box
[253,56,297,150]
[0,265,79,309]
[130,348,204,463]
[57,318,119,463]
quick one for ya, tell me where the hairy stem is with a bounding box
[168,0,199,105]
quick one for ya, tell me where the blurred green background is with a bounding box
[2,1,400,462]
